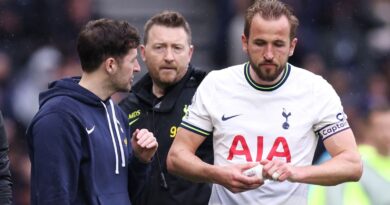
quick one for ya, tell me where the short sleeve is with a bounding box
[312,77,350,141]
[180,72,216,137]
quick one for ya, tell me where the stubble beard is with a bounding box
[249,59,285,82]
[155,73,177,90]
[155,66,187,89]
[115,83,131,93]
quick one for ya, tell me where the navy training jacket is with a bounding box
[26,77,149,205]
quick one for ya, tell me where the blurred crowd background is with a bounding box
[0,0,389,204]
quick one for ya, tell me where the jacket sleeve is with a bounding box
[128,151,151,201]
[27,112,82,205]
[121,105,151,201]
[118,97,151,201]
[0,112,12,205]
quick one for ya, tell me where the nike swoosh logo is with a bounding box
[221,114,240,121]
[129,118,139,126]
[86,125,95,134]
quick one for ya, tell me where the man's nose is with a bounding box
[133,59,141,72]
[164,47,175,62]
[263,45,274,61]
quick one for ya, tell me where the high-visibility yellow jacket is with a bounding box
[308,145,390,205]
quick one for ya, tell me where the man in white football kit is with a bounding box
[167,0,363,205]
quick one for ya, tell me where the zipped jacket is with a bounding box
[119,66,213,205]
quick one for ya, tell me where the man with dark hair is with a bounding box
[119,11,213,205]
[167,0,362,204]
[26,18,158,205]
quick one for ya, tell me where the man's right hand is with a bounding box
[131,128,158,163]
[212,163,264,193]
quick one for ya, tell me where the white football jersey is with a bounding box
[181,63,350,205]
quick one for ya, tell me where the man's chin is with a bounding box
[261,76,278,82]
[157,78,177,88]
[158,75,177,84]
[118,87,131,93]
[259,68,284,82]
[257,71,280,82]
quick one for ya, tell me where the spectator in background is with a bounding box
[55,54,82,78]
[227,0,254,65]
[309,106,390,205]
[367,0,390,59]
[10,46,62,127]
[212,0,235,68]
[0,1,30,66]
[46,0,95,52]
[0,111,12,204]
[365,73,389,111]
[300,53,326,77]
[0,51,12,113]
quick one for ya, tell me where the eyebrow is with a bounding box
[152,42,186,46]
[129,55,137,61]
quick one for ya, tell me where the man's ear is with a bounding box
[188,44,194,60]
[104,57,116,74]
[289,38,298,57]
[241,34,248,53]
[140,45,146,62]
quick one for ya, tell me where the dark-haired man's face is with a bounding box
[111,48,140,92]
[141,25,193,90]
[242,14,297,84]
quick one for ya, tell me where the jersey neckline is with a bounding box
[244,62,291,91]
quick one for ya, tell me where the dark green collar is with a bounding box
[244,62,291,91]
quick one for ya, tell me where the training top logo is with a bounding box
[221,114,240,121]
[182,104,189,119]
[128,110,141,125]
